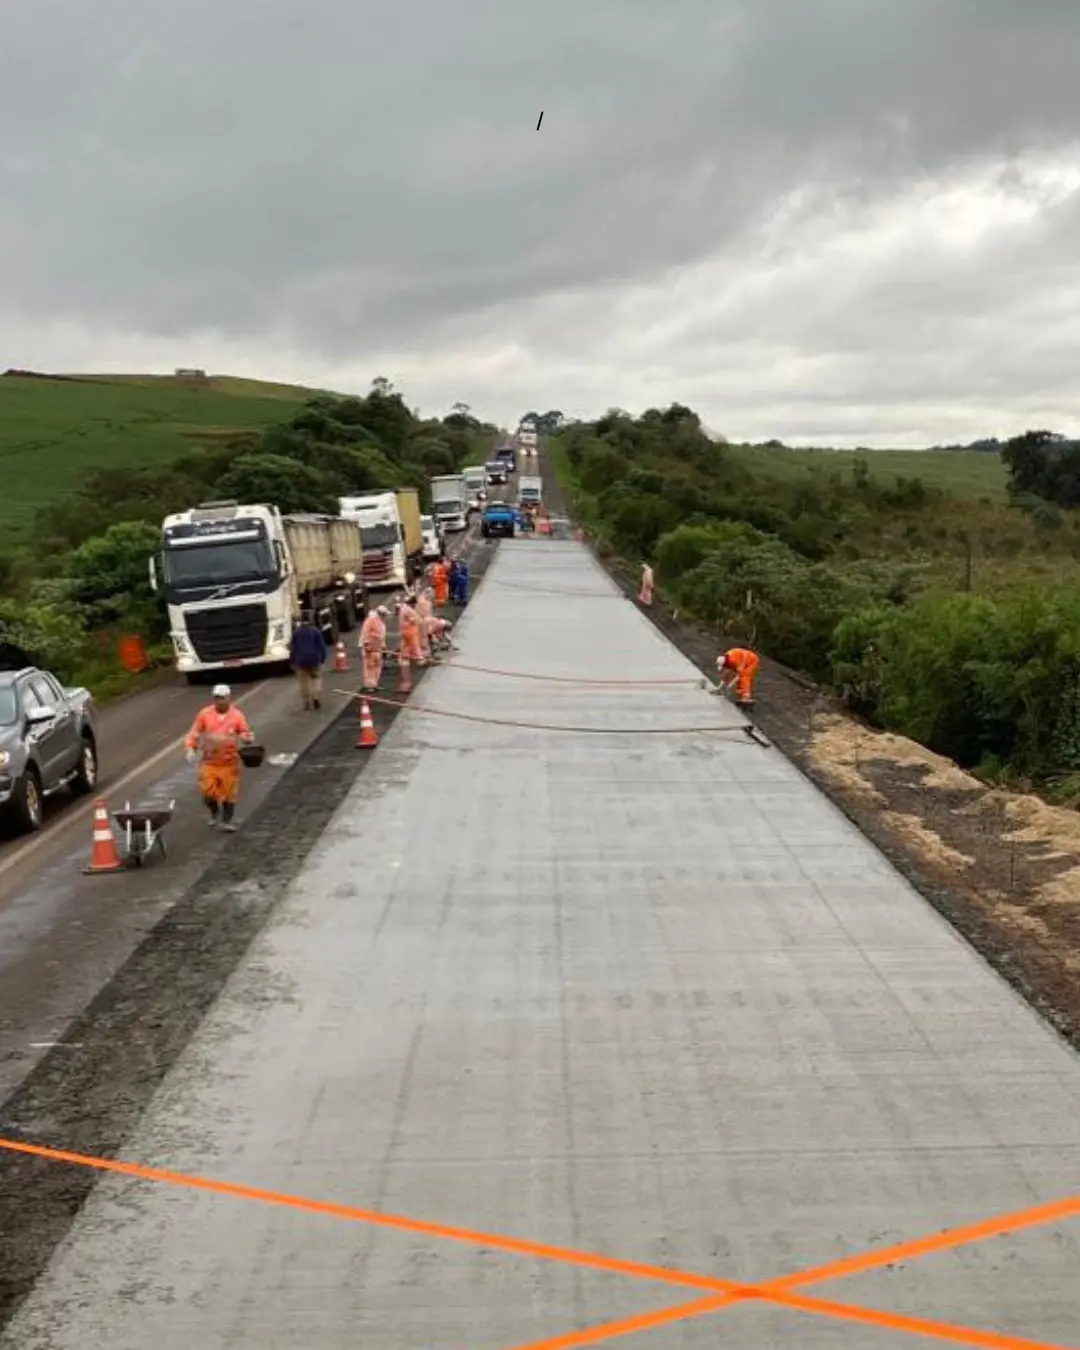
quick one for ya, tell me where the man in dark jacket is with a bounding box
[289,613,328,710]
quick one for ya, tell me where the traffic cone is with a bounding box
[397,651,412,694]
[83,798,125,874]
[356,698,378,748]
[333,640,349,673]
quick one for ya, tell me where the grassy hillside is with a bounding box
[0,371,326,538]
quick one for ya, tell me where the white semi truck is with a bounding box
[339,489,424,590]
[430,474,469,532]
[151,501,366,682]
[461,465,488,511]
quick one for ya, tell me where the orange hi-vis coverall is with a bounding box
[415,590,434,658]
[638,564,654,606]
[359,610,387,691]
[398,602,425,664]
[185,705,252,805]
[432,561,449,607]
[719,648,760,703]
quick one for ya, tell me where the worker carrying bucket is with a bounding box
[184,684,256,832]
[716,647,760,710]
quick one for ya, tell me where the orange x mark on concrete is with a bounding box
[1,1135,1077,1350]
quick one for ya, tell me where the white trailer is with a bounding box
[151,501,366,682]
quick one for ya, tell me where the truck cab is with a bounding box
[518,475,543,509]
[461,466,488,511]
[339,493,407,589]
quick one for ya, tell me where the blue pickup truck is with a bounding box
[481,502,515,539]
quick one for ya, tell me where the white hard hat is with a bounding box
[212,683,231,698]
[716,654,727,668]
[376,605,389,617]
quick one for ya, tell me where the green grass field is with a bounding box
[0,372,325,538]
[730,444,1008,500]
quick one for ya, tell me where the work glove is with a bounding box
[184,748,197,765]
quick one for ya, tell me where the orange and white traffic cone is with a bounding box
[83,798,125,874]
[333,640,349,673]
[356,698,378,748]
[397,656,411,694]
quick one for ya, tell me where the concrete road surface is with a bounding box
[4,540,1080,1349]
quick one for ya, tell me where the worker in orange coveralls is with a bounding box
[431,558,450,608]
[415,586,434,661]
[396,594,426,692]
[184,683,254,832]
[359,604,389,693]
[638,562,654,606]
[716,648,760,707]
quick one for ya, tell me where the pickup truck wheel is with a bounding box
[71,736,98,796]
[13,768,44,833]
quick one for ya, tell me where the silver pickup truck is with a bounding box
[0,667,99,833]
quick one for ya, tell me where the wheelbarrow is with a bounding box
[112,800,176,867]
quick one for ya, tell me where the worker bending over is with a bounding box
[716,647,760,708]
[184,683,254,831]
[359,604,389,693]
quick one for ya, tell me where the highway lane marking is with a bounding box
[0,1136,1076,1350]
[0,683,267,884]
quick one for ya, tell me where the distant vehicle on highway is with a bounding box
[420,514,443,562]
[518,475,543,510]
[0,668,98,833]
[494,445,517,475]
[481,502,516,538]
[485,459,508,486]
[429,475,469,533]
[461,465,488,511]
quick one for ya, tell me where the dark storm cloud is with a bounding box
[4,0,1080,441]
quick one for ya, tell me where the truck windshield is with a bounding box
[0,687,17,725]
[163,539,274,588]
[359,523,399,550]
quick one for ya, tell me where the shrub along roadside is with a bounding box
[0,380,495,697]
[553,408,1080,789]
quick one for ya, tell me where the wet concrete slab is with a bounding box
[4,539,1080,1348]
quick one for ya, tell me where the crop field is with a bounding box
[0,372,325,537]
[731,444,1008,501]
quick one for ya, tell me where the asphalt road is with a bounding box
[4,533,1080,1348]
[0,515,489,1106]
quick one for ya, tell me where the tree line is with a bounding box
[0,379,496,691]
[554,410,1080,794]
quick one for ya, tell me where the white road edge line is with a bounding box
[0,683,267,883]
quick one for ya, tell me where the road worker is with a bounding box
[427,616,453,654]
[415,586,434,660]
[716,647,760,707]
[184,684,254,832]
[431,558,450,608]
[396,594,426,692]
[638,563,654,606]
[454,558,470,606]
[359,604,389,693]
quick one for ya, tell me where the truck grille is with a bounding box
[363,553,392,584]
[186,603,268,663]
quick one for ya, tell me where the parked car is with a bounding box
[0,667,99,833]
[480,502,516,538]
[420,514,443,561]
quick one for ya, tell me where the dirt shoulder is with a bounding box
[544,463,1080,1056]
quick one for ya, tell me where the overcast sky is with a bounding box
[4,0,1080,446]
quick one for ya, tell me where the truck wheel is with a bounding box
[71,735,98,796]
[336,596,357,633]
[13,767,44,833]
